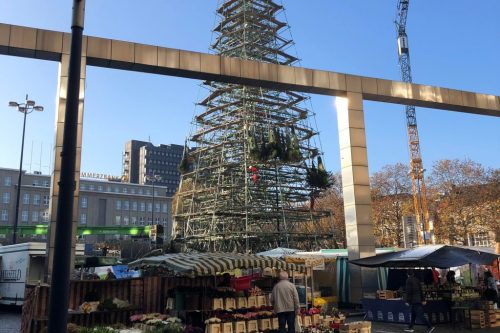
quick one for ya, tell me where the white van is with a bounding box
[0,242,84,306]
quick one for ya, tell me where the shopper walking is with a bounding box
[404,270,435,333]
[270,271,300,333]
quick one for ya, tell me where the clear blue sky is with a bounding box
[0,0,498,177]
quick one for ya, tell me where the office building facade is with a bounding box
[0,167,173,244]
[123,140,183,196]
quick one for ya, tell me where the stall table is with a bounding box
[361,298,452,325]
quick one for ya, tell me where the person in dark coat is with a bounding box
[105,268,116,280]
[404,270,435,333]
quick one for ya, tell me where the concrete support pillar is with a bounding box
[45,53,86,281]
[336,92,377,303]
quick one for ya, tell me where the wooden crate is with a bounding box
[212,298,224,310]
[340,321,372,333]
[224,298,236,310]
[233,321,246,333]
[236,297,247,309]
[376,290,395,299]
[257,295,267,307]
[258,318,272,331]
[247,296,257,308]
[272,317,279,330]
[247,320,258,333]
[222,322,234,333]
[302,316,312,328]
[206,323,222,333]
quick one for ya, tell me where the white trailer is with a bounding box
[0,242,84,306]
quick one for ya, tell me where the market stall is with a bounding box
[125,252,348,333]
[350,245,500,328]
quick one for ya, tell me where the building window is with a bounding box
[155,203,160,213]
[131,216,137,225]
[140,202,145,212]
[32,211,39,222]
[80,183,86,191]
[4,176,12,186]
[2,192,10,204]
[132,201,137,211]
[123,216,129,225]
[115,200,121,210]
[98,185,103,191]
[155,217,160,224]
[138,189,143,195]
[42,211,49,222]
[1,210,7,221]
[123,201,129,210]
[162,203,168,213]
[33,179,39,186]
[21,210,29,222]
[130,188,136,194]
[115,215,121,225]
[147,203,152,212]
[81,196,88,208]
[114,187,119,193]
[43,195,50,206]
[147,217,152,225]
[123,187,128,194]
[43,180,50,187]
[89,185,95,191]
[33,194,40,205]
[139,217,144,226]
[23,193,30,205]
[107,186,112,192]
[146,190,151,196]
[80,213,87,225]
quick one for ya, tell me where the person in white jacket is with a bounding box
[270,271,300,333]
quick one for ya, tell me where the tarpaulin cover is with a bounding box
[128,252,305,276]
[349,245,499,269]
[257,247,299,258]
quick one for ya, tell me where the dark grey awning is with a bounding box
[349,245,499,269]
[128,252,305,276]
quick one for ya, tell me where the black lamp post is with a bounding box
[9,95,44,244]
[147,173,161,225]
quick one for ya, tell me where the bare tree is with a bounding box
[428,159,499,245]
[370,163,413,247]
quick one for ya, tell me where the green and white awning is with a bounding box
[128,252,305,276]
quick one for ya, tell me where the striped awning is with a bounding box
[128,252,305,276]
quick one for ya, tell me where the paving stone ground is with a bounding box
[348,315,500,333]
[0,311,21,333]
[0,311,497,333]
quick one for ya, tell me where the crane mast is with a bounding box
[395,0,432,245]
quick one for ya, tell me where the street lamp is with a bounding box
[146,173,161,225]
[9,95,44,244]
